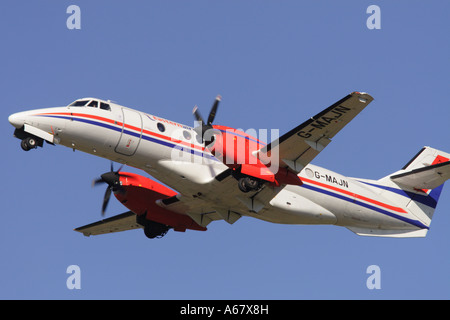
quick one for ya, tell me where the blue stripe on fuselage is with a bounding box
[301,183,429,229]
[358,180,443,209]
[37,114,217,161]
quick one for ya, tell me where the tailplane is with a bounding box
[374,146,450,236]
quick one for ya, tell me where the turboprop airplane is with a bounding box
[8,92,450,239]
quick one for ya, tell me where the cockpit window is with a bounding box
[69,100,90,107]
[87,100,98,108]
[100,102,111,111]
[69,99,111,111]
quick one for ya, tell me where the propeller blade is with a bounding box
[102,187,112,216]
[93,162,130,216]
[207,95,221,126]
[116,164,124,173]
[192,105,205,126]
[192,95,222,144]
[92,178,104,187]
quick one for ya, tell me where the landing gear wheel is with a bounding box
[143,221,170,239]
[21,137,37,151]
[238,177,262,193]
[238,177,249,193]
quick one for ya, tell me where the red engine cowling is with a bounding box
[115,172,206,232]
[207,125,302,187]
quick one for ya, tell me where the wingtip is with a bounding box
[351,91,374,102]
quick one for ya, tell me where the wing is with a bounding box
[156,167,285,227]
[256,92,374,173]
[112,92,373,231]
[74,211,142,236]
[150,93,374,228]
[155,177,243,228]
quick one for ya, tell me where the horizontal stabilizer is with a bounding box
[390,161,450,190]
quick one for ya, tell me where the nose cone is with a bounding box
[8,112,26,128]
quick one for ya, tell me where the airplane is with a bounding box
[8,92,450,239]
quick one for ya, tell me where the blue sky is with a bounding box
[1,1,449,300]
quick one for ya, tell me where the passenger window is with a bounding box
[157,123,165,132]
[183,130,191,140]
[88,100,98,108]
[100,102,111,111]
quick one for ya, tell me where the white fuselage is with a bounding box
[8,99,427,232]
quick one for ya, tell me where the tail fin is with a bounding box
[399,146,450,172]
[376,146,450,235]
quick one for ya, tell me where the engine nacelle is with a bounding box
[207,125,302,187]
[115,172,206,232]
[207,125,261,166]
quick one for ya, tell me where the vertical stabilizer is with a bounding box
[376,147,450,230]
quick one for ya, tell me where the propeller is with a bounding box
[92,162,127,216]
[193,95,221,145]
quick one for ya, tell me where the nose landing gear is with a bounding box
[13,128,43,151]
[20,136,39,151]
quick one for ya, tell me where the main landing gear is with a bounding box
[136,215,170,239]
[144,221,170,239]
[230,167,264,193]
[237,176,263,193]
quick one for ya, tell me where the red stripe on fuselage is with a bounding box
[301,177,408,214]
[35,112,206,151]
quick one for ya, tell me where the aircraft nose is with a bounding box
[8,112,26,128]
